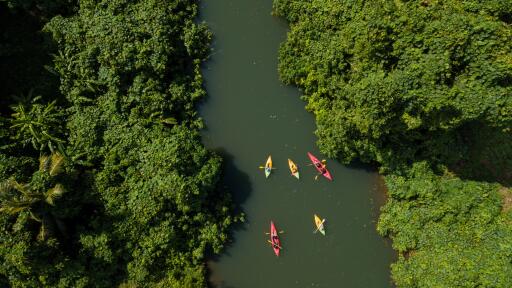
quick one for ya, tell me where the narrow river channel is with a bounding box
[199,1,395,287]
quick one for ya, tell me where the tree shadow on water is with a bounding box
[207,278,236,288]
[206,147,252,288]
[344,158,379,174]
[216,148,252,208]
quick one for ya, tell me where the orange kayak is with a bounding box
[314,214,326,235]
[264,155,272,178]
[288,159,299,179]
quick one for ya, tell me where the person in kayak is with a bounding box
[272,235,279,248]
[315,161,327,174]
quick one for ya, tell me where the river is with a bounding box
[199,0,395,287]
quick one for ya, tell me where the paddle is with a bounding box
[267,240,283,250]
[265,230,285,235]
[313,219,326,233]
[258,166,277,169]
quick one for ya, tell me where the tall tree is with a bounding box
[0,153,66,241]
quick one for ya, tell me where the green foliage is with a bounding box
[8,96,66,153]
[0,152,68,241]
[273,0,512,171]
[274,0,512,287]
[0,150,94,288]
[91,125,233,286]
[0,0,234,287]
[378,162,512,287]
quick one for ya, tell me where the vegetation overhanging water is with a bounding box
[0,0,510,287]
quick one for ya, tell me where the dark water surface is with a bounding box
[199,1,395,287]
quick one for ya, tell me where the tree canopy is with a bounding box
[0,0,235,287]
[274,0,511,171]
[274,0,512,286]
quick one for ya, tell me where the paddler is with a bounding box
[315,160,327,174]
[272,235,279,249]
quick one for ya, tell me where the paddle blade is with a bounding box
[313,219,326,233]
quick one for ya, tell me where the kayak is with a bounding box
[270,221,281,256]
[287,158,300,179]
[264,155,272,178]
[307,152,332,181]
[314,214,326,235]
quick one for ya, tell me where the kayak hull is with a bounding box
[307,152,332,181]
[270,221,281,256]
[314,214,326,235]
[265,156,272,178]
[288,158,300,179]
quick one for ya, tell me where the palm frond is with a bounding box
[6,178,30,195]
[37,223,48,241]
[0,200,32,215]
[0,180,12,196]
[10,88,35,105]
[45,184,65,205]
[161,117,177,125]
[29,211,41,222]
[39,155,51,172]
[0,205,29,215]
[0,179,35,216]
[49,152,65,176]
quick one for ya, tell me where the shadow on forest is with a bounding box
[65,168,130,286]
[365,119,511,189]
[0,3,61,115]
[449,121,512,187]
[345,158,379,174]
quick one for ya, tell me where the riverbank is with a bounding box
[199,0,394,287]
[273,0,512,286]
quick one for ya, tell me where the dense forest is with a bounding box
[3,0,511,287]
[0,0,236,287]
[273,0,512,287]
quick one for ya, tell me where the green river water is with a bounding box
[199,1,395,287]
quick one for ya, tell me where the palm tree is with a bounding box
[0,152,66,241]
[9,95,66,154]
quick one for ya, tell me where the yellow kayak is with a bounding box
[264,155,272,178]
[288,158,299,179]
[314,214,325,235]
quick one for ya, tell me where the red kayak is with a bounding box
[270,221,281,256]
[307,152,333,181]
